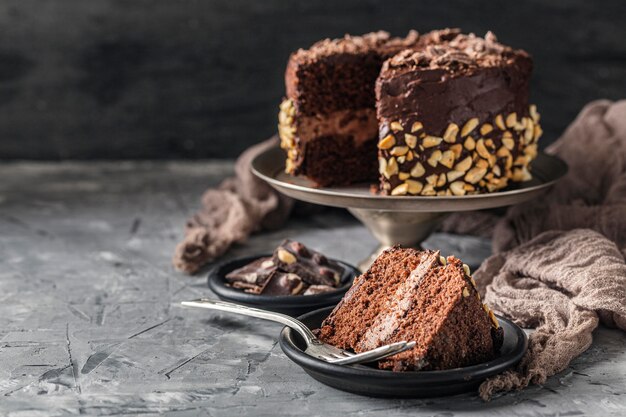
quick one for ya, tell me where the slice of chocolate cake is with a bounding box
[278,30,442,187]
[316,246,502,371]
[376,32,542,196]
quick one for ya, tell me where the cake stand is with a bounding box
[251,140,567,270]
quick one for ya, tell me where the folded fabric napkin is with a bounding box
[173,99,626,399]
[172,138,293,273]
[473,100,626,399]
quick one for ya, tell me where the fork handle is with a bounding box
[181,299,317,345]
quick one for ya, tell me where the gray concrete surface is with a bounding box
[0,161,624,416]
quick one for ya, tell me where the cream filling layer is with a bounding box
[278,99,377,174]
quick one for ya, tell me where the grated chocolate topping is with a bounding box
[290,30,425,64]
[384,31,527,72]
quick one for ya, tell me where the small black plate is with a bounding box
[207,254,360,316]
[279,306,528,398]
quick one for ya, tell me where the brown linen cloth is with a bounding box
[172,137,293,273]
[173,99,626,399]
[473,99,626,399]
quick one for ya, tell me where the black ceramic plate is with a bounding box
[279,306,528,398]
[207,254,360,316]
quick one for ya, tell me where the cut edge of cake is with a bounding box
[316,246,503,371]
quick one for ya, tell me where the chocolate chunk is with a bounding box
[303,285,336,295]
[272,239,344,286]
[230,281,263,294]
[260,271,306,296]
[225,257,276,286]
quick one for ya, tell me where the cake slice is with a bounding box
[376,32,542,196]
[316,246,502,371]
[278,30,444,187]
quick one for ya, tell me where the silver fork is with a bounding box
[181,299,415,365]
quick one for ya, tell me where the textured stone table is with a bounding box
[1,161,624,416]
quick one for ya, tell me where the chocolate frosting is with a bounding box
[377,32,533,134]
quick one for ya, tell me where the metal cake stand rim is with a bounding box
[251,142,568,213]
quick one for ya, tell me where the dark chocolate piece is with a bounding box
[303,285,336,295]
[230,281,263,294]
[273,239,344,287]
[225,257,276,286]
[260,271,306,296]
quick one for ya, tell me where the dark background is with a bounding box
[0,0,624,160]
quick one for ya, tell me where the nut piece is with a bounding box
[502,137,515,150]
[529,104,540,122]
[383,157,399,178]
[440,256,447,266]
[462,287,470,297]
[411,121,423,133]
[476,139,491,160]
[464,136,476,151]
[398,172,410,180]
[465,167,487,184]
[410,162,426,178]
[390,146,409,156]
[480,123,494,135]
[489,309,500,328]
[470,276,477,287]
[406,151,414,161]
[405,133,418,149]
[449,144,463,158]
[390,182,408,196]
[423,136,443,148]
[506,112,517,128]
[378,157,387,174]
[524,122,534,143]
[439,150,456,168]
[525,143,538,159]
[405,180,423,194]
[454,156,473,172]
[475,158,489,169]
[512,166,532,182]
[449,181,466,196]
[397,156,406,164]
[277,249,297,264]
[446,170,464,182]
[461,118,479,137]
[390,121,403,132]
[534,124,543,141]
[427,150,442,167]
[421,184,436,196]
[437,173,446,187]
[495,114,506,130]
[443,123,459,143]
[463,263,471,276]
[378,134,396,150]
[426,174,438,185]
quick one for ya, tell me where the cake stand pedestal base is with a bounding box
[348,209,448,271]
[251,142,567,273]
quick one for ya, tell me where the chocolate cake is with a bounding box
[278,30,449,187]
[316,247,503,371]
[225,240,344,295]
[278,29,542,194]
[376,32,541,196]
